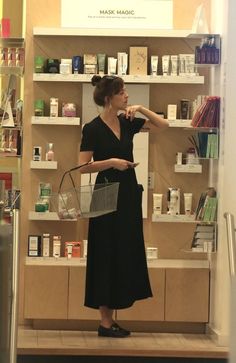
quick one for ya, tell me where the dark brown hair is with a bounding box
[91,75,124,107]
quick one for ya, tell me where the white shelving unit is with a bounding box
[0,66,24,76]
[31,116,80,125]
[168,119,192,127]
[152,214,197,223]
[25,256,209,269]
[174,164,202,173]
[30,161,58,169]
[33,27,193,38]
[28,211,77,221]
[33,73,204,84]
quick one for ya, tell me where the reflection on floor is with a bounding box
[17,327,228,363]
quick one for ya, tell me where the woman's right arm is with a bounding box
[78,151,137,173]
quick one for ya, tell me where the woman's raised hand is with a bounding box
[125,105,142,120]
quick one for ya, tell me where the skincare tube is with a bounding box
[162,55,170,75]
[108,57,117,75]
[167,188,180,215]
[150,55,158,75]
[184,193,193,215]
[97,53,106,76]
[117,52,128,75]
[153,193,163,215]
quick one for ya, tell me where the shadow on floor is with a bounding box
[17,356,228,363]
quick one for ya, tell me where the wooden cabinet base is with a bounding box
[24,266,69,319]
[165,268,209,322]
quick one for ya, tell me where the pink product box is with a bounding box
[62,103,76,117]
[1,18,10,38]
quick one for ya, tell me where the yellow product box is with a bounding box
[129,46,148,75]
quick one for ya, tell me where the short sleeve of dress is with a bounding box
[80,123,95,151]
[131,117,146,134]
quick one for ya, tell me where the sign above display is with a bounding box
[61,0,173,29]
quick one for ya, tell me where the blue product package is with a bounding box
[72,56,82,74]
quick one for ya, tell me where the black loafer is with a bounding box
[98,323,130,338]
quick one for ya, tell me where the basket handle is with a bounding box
[58,162,92,193]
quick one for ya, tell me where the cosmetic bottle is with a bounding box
[46,143,54,161]
[33,146,42,161]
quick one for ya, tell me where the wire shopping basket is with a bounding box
[50,163,120,220]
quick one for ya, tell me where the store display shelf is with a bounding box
[168,119,192,127]
[152,214,216,224]
[26,256,87,266]
[152,214,197,223]
[28,211,77,221]
[33,27,193,38]
[183,126,218,133]
[0,125,22,130]
[187,33,220,39]
[0,66,24,76]
[0,37,24,46]
[195,63,220,67]
[0,152,20,158]
[174,164,202,173]
[33,73,204,84]
[181,249,215,254]
[25,256,209,268]
[30,160,58,169]
[31,116,80,125]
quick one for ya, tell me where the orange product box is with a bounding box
[65,241,81,258]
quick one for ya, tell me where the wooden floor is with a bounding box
[17,327,228,359]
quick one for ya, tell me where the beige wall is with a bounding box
[19,0,211,325]
[2,0,23,37]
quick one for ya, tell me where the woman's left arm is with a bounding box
[126,105,169,129]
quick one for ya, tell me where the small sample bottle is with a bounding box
[46,143,54,161]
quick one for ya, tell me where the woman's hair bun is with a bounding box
[91,75,102,86]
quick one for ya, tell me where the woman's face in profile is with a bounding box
[110,87,129,110]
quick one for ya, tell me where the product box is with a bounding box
[42,233,50,257]
[28,235,41,257]
[129,46,148,75]
[167,104,177,120]
[83,54,97,65]
[65,241,81,258]
[146,247,158,259]
[52,235,61,258]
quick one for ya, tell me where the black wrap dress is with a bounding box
[80,114,153,309]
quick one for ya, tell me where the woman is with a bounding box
[79,75,169,338]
